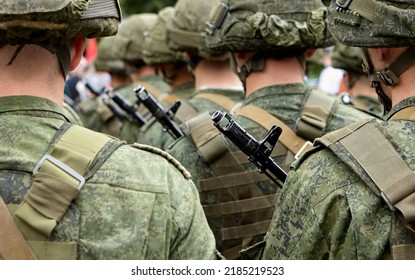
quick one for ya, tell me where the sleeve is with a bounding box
[169,176,218,260]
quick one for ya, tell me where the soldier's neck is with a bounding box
[193,59,243,91]
[245,56,305,97]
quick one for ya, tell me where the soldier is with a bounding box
[332,43,383,117]
[77,13,168,143]
[167,0,380,259]
[138,6,195,149]
[260,0,415,259]
[0,0,216,260]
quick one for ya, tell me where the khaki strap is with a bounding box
[12,124,112,258]
[200,169,269,192]
[235,104,307,155]
[28,241,77,260]
[222,220,272,241]
[203,194,276,216]
[337,122,415,226]
[171,99,200,124]
[160,94,180,105]
[185,112,228,163]
[390,107,415,121]
[0,198,36,260]
[192,93,239,112]
[318,117,415,256]
[221,244,243,260]
[295,90,337,141]
[392,244,415,260]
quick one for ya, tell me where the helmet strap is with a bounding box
[361,47,415,113]
[229,52,265,92]
[56,44,71,79]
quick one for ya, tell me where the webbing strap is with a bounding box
[11,124,112,259]
[203,194,276,216]
[392,244,415,260]
[199,169,269,192]
[186,112,228,163]
[235,104,307,155]
[390,107,415,121]
[337,122,415,226]
[222,220,272,240]
[318,117,415,258]
[174,100,200,124]
[192,93,239,112]
[160,94,180,105]
[0,198,36,260]
[295,90,337,141]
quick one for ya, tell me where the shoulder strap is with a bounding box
[0,198,36,260]
[317,117,415,259]
[235,104,312,158]
[390,106,415,121]
[174,99,200,124]
[6,123,119,260]
[295,89,338,140]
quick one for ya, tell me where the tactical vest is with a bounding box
[315,106,415,260]
[184,89,338,259]
[0,123,122,260]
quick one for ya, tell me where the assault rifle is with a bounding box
[134,85,184,139]
[85,82,147,126]
[212,110,287,187]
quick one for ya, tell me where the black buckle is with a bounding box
[336,0,353,9]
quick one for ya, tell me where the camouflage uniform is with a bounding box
[137,7,195,149]
[77,13,169,143]
[261,0,415,260]
[0,1,216,260]
[167,0,380,259]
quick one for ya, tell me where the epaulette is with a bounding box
[132,143,192,179]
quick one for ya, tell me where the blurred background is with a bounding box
[119,0,176,16]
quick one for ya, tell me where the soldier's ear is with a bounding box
[69,37,87,71]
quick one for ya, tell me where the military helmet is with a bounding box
[331,43,364,74]
[322,0,415,47]
[142,7,187,65]
[205,0,334,53]
[167,0,226,60]
[94,36,127,75]
[113,13,158,62]
[0,0,121,52]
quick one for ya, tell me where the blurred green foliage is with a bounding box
[119,0,176,16]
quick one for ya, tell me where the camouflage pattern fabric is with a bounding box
[62,102,83,126]
[77,76,168,144]
[324,0,415,48]
[137,81,195,149]
[0,95,217,260]
[0,0,120,51]
[261,97,415,259]
[205,0,334,53]
[166,82,375,258]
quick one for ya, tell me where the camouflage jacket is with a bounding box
[261,96,415,260]
[166,82,377,259]
[77,75,168,143]
[0,95,216,260]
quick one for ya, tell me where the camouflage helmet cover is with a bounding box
[331,43,364,74]
[142,7,187,65]
[113,13,158,62]
[205,0,334,53]
[167,0,227,60]
[0,0,121,52]
[94,35,127,75]
[323,0,415,47]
